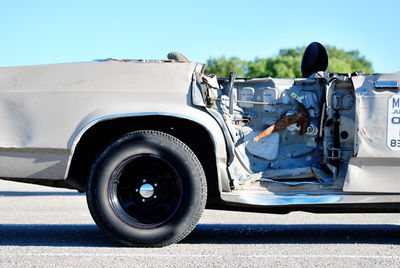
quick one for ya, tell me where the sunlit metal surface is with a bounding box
[221,191,400,206]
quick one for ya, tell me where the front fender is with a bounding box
[67,104,231,192]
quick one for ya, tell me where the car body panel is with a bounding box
[341,73,400,192]
[1,57,400,206]
[352,74,400,158]
[0,61,229,185]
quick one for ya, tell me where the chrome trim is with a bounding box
[139,183,155,198]
[375,81,399,89]
[65,112,222,179]
[221,191,400,206]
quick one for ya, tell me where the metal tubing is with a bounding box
[228,72,237,115]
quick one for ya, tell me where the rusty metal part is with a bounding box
[254,103,310,142]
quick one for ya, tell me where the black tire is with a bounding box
[87,130,207,247]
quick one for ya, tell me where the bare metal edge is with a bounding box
[221,192,400,206]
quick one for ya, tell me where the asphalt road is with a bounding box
[1,180,400,267]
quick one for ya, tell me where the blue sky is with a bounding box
[1,0,399,73]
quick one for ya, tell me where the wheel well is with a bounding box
[67,115,221,203]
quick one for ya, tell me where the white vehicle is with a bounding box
[1,43,400,246]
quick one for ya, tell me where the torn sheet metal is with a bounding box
[196,72,219,105]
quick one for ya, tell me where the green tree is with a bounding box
[326,46,373,74]
[205,56,246,77]
[205,45,373,78]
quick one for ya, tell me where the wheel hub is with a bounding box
[139,183,154,198]
[109,154,183,227]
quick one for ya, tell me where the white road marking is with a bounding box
[0,253,399,259]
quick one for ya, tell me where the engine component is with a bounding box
[306,123,318,136]
[216,76,327,185]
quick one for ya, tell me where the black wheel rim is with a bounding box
[108,154,183,228]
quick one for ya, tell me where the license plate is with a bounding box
[387,95,400,150]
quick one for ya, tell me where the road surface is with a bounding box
[1,180,400,267]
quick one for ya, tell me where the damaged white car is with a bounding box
[1,42,400,246]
